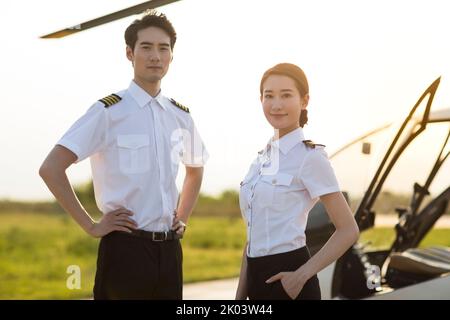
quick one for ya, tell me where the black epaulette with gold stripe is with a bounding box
[169,98,190,113]
[98,94,122,108]
[303,140,325,149]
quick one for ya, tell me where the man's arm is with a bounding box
[172,166,203,233]
[39,145,137,237]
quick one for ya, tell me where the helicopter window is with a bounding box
[330,123,397,212]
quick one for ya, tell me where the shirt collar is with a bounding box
[128,80,166,110]
[269,127,305,155]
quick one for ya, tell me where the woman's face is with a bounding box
[261,74,308,137]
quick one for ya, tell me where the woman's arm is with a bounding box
[235,243,249,300]
[266,191,359,299]
[300,191,359,277]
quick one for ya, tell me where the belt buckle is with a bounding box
[152,231,167,241]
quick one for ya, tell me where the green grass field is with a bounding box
[359,227,450,251]
[0,212,246,299]
[0,212,449,299]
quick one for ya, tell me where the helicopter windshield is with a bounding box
[329,122,399,212]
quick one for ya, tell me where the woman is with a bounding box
[235,63,359,300]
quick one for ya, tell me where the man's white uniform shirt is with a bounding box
[57,80,209,232]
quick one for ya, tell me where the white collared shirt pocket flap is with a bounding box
[260,173,293,187]
[117,134,150,149]
[117,134,150,174]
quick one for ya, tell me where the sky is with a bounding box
[1,0,450,201]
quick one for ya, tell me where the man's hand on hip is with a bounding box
[88,208,137,238]
[171,211,187,235]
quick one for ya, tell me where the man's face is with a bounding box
[126,26,173,84]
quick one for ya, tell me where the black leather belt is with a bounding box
[129,229,182,241]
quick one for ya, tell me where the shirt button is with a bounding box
[272,179,277,185]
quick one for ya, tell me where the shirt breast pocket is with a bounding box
[117,134,150,174]
[258,173,294,208]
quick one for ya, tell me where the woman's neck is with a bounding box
[273,125,300,141]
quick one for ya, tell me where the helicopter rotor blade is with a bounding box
[40,0,181,39]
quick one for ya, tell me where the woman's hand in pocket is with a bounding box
[265,270,309,300]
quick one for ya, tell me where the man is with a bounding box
[39,11,208,300]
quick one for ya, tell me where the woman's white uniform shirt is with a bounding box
[239,128,340,257]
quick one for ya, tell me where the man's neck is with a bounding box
[133,77,161,97]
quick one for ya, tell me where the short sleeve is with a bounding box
[300,148,340,199]
[181,115,209,167]
[56,103,108,163]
